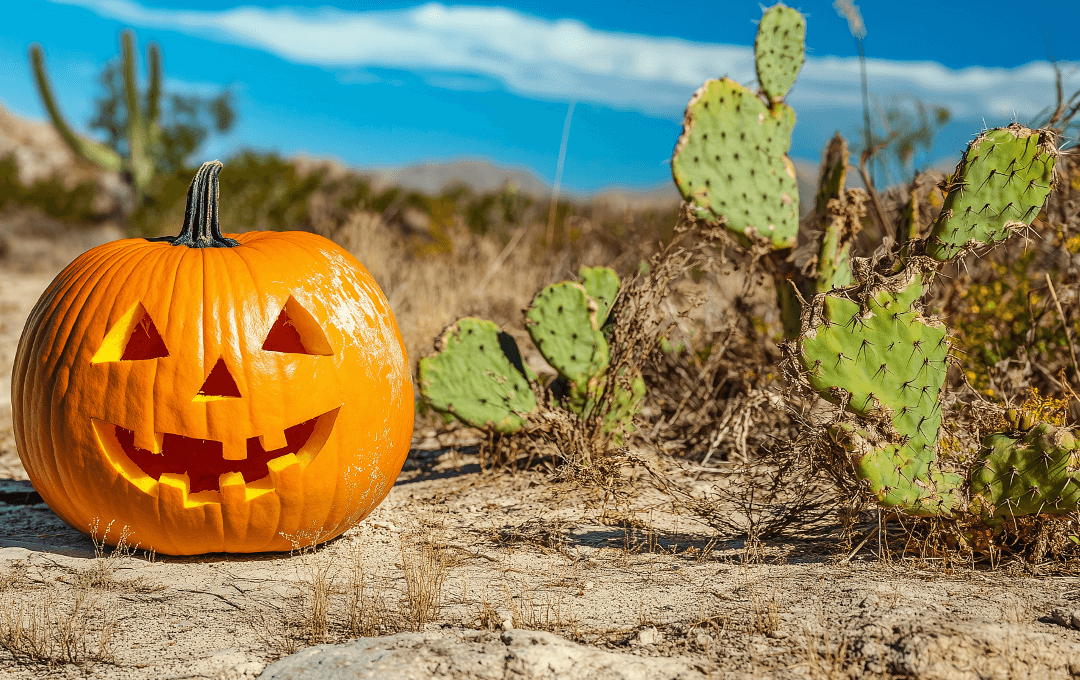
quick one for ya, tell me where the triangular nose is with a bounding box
[195,357,242,401]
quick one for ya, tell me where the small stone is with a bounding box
[693,628,714,647]
[636,626,661,646]
[1052,607,1080,630]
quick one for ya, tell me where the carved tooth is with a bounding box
[259,429,289,452]
[268,454,302,537]
[134,429,165,454]
[267,453,301,496]
[219,471,247,505]
[158,473,190,506]
[221,438,247,461]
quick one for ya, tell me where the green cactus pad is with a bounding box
[671,78,799,249]
[755,4,806,103]
[526,282,610,387]
[926,124,1057,261]
[604,372,646,444]
[813,134,856,294]
[419,318,537,433]
[797,264,961,515]
[831,425,963,514]
[971,423,1080,521]
[578,266,620,327]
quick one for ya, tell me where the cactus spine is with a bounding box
[793,124,1069,522]
[30,30,162,202]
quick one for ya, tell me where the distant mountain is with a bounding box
[366,159,551,198]
[361,156,830,215]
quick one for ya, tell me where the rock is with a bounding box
[636,625,662,646]
[843,610,1080,679]
[257,629,705,680]
[1051,607,1080,630]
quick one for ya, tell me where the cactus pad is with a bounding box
[526,282,610,387]
[578,266,620,327]
[419,318,536,433]
[797,264,961,514]
[971,423,1080,521]
[671,78,799,249]
[755,4,806,103]
[926,124,1057,261]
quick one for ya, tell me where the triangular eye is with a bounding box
[92,302,169,363]
[262,296,333,355]
[194,358,241,401]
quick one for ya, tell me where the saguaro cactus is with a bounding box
[30,29,162,202]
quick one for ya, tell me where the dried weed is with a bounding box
[0,590,116,666]
[399,532,450,631]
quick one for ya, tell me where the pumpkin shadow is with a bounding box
[0,479,353,563]
[396,446,482,485]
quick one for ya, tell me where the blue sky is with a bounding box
[2,0,1078,194]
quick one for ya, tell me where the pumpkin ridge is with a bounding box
[42,243,160,524]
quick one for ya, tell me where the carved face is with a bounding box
[13,230,413,555]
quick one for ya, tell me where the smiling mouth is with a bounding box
[92,408,339,494]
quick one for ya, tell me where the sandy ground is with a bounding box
[2,226,1080,679]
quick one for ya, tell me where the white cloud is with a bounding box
[50,0,1080,124]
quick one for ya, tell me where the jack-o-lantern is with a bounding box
[12,161,413,555]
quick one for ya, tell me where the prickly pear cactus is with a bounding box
[671,78,799,249]
[579,266,620,327]
[421,267,642,444]
[971,424,1080,521]
[419,318,537,433]
[811,133,862,295]
[789,123,1074,523]
[526,282,610,388]
[796,262,963,515]
[526,270,643,442]
[754,4,806,103]
[926,124,1057,261]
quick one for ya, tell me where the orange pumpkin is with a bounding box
[12,161,413,555]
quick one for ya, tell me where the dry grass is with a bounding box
[799,628,853,680]
[496,517,571,556]
[251,527,453,657]
[0,519,139,667]
[0,591,116,666]
[73,519,160,593]
[505,580,578,635]
[399,532,450,631]
[322,201,665,374]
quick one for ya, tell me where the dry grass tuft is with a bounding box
[496,517,571,556]
[400,532,450,631]
[73,519,160,593]
[0,521,142,668]
[505,580,578,635]
[799,628,853,680]
[0,591,116,666]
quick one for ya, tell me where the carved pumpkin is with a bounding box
[12,162,413,555]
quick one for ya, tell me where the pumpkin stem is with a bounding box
[170,161,239,248]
